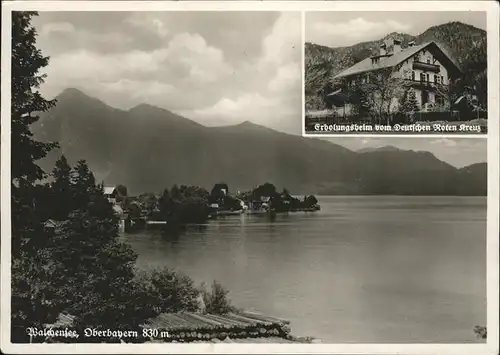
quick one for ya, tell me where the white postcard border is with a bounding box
[1,1,498,354]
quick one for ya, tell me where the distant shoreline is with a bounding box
[309,194,486,197]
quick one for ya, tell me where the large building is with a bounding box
[330,39,462,117]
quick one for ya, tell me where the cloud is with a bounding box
[40,30,232,108]
[179,13,302,128]
[125,14,169,38]
[307,17,412,47]
[186,93,274,121]
[268,62,300,92]
[36,12,302,133]
[260,12,301,67]
[101,79,176,98]
[430,138,459,147]
[165,32,232,85]
[40,22,75,36]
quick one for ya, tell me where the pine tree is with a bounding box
[11,12,58,187]
[51,155,74,220]
[401,89,419,122]
[158,188,172,218]
[72,159,97,208]
[347,84,370,118]
[406,90,419,112]
[170,184,182,201]
[11,11,61,342]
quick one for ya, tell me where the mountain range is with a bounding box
[31,88,486,196]
[305,21,487,109]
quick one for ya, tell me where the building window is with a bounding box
[435,75,440,84]
[420,73,426,82]
[426,58,431,64]
[411,71,415,81]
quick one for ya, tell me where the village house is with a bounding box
[103,186,118,204]
[330,39,462,118]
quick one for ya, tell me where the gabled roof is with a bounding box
[44,219,58,228]
[43,219,65,230]
[334,41,461,79]
[44,313,76,328]
[103,187,116,195]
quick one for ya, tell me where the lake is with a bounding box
[121,195,487,343]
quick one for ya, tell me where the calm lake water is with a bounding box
[121,196,487,343]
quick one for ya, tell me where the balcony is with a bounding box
[412,61,440,73]
[404,79,443,91]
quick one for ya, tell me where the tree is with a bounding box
[116,184,128,197]
[11,12,59,188]
[138,192,158,213]
[115,184,128,203]
[127,201,142,220]
[72,159,97,208]
[11,11,61,343]
[252,183,277,199]
[462,38,487,110]
[303,195,319,208]
[434,77,462,114]
[170,184,182,201]
[344,78,370,118]
[202,281,236,315]
[50,155,74,220]
[210,183,229,204]
[400,89,419,122]
[158,188,173,218]
[351,68,411,125]
[403,89,419,112]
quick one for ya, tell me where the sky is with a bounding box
[306,11,487,47]
[34,11,302,132]
[32,11,486,167]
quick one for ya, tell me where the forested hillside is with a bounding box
[305,21,487,110]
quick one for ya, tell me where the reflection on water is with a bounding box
[121,196,487,343]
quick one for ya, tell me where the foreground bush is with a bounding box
[474,325,487,340]
[201,281,237,315]
[135,268,201,314]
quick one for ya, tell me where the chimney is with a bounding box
[379,42,387,56]
[393,39,402,53]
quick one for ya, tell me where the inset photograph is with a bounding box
[304,11,487,135]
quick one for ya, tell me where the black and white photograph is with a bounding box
[0,2,498,355]
[304,11,488,135]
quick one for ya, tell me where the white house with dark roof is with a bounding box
[331,39,462,117]
[103,186,118,204]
